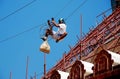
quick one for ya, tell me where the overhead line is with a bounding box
[0,0,88,43]
[55,0,74,18]
[65,0,88,21]
[0,0,37,22]
[0,23,46,43]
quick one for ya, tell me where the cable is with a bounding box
[0,0,88,43]
[0,0,37,22]
[65,0,88,21]
[55,0,74,18]
[0,23,47,43]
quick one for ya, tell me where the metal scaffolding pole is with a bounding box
[9,72,12,79]
[26,56,29,79]
[44,53,46,79]
[80,15,82,59]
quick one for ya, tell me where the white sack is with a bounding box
[40,41,50,53]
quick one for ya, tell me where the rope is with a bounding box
[0,23,46,43]
[0,0,37,22]
[0,0,88,43]
[55,0,74,18]
[65,0,88,21]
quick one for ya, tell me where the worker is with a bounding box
[41,18,67,42]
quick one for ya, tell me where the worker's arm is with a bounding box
[51,18,60,27]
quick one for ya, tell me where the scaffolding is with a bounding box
[43,7,120,79]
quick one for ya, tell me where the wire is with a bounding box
[0,0,37,22]
[0,23,47,43]
[55,0,74,18]
[0,0,88,43]
[65,0,88,21]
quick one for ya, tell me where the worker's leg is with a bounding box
[41,20,53,41]
[56,32,67,42]
[51,31,58,40]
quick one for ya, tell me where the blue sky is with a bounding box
[0,0,111,79]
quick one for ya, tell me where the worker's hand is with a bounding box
[51,18,54,21]
[47,20,50,23]
[51,18,59,27]
[51,20,55,24]
[47,20,51,26]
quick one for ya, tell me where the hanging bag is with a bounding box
[40,40,50,53]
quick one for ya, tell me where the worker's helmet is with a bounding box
[58,18,65,23]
